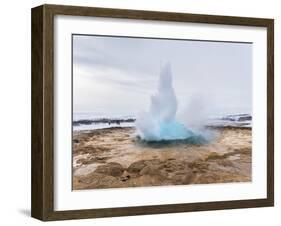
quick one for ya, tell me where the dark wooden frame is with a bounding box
[31,4,274,221]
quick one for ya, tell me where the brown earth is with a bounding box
[72,127,251,190]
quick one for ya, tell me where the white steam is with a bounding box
[136,62,202,141]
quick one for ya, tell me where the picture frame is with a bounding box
[31,4,274,221]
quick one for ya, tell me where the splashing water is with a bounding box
[136,63,207,143]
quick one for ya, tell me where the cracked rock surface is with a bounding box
[73,127,251,190]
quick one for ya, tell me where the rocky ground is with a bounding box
[72,127,251,190]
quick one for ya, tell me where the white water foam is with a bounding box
[136,63,198,141]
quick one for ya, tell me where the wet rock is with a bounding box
[167,158,176,161]
[76,157,96,165]
[206,152,225,161]
[96,156,106,160]
[73,127,252,190]
[95,162,124,177]
[218,159,234,167]
[74,172,124,189]
[163,160,186,172]
[120,170,131,182]
[182,171,195,183]
[137,175,161,186]
[188,161,209,173]
[140,165,159,176]
[127,160,147,174]
[195,173,221,184]
[146,158,162,166]
[76,156,109,165]
[95,156,108,163]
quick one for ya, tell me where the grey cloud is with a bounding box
[73,35,252,115]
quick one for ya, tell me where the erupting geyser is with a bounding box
[136,62,205,143]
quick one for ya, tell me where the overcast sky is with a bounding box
[73,35,252,116]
